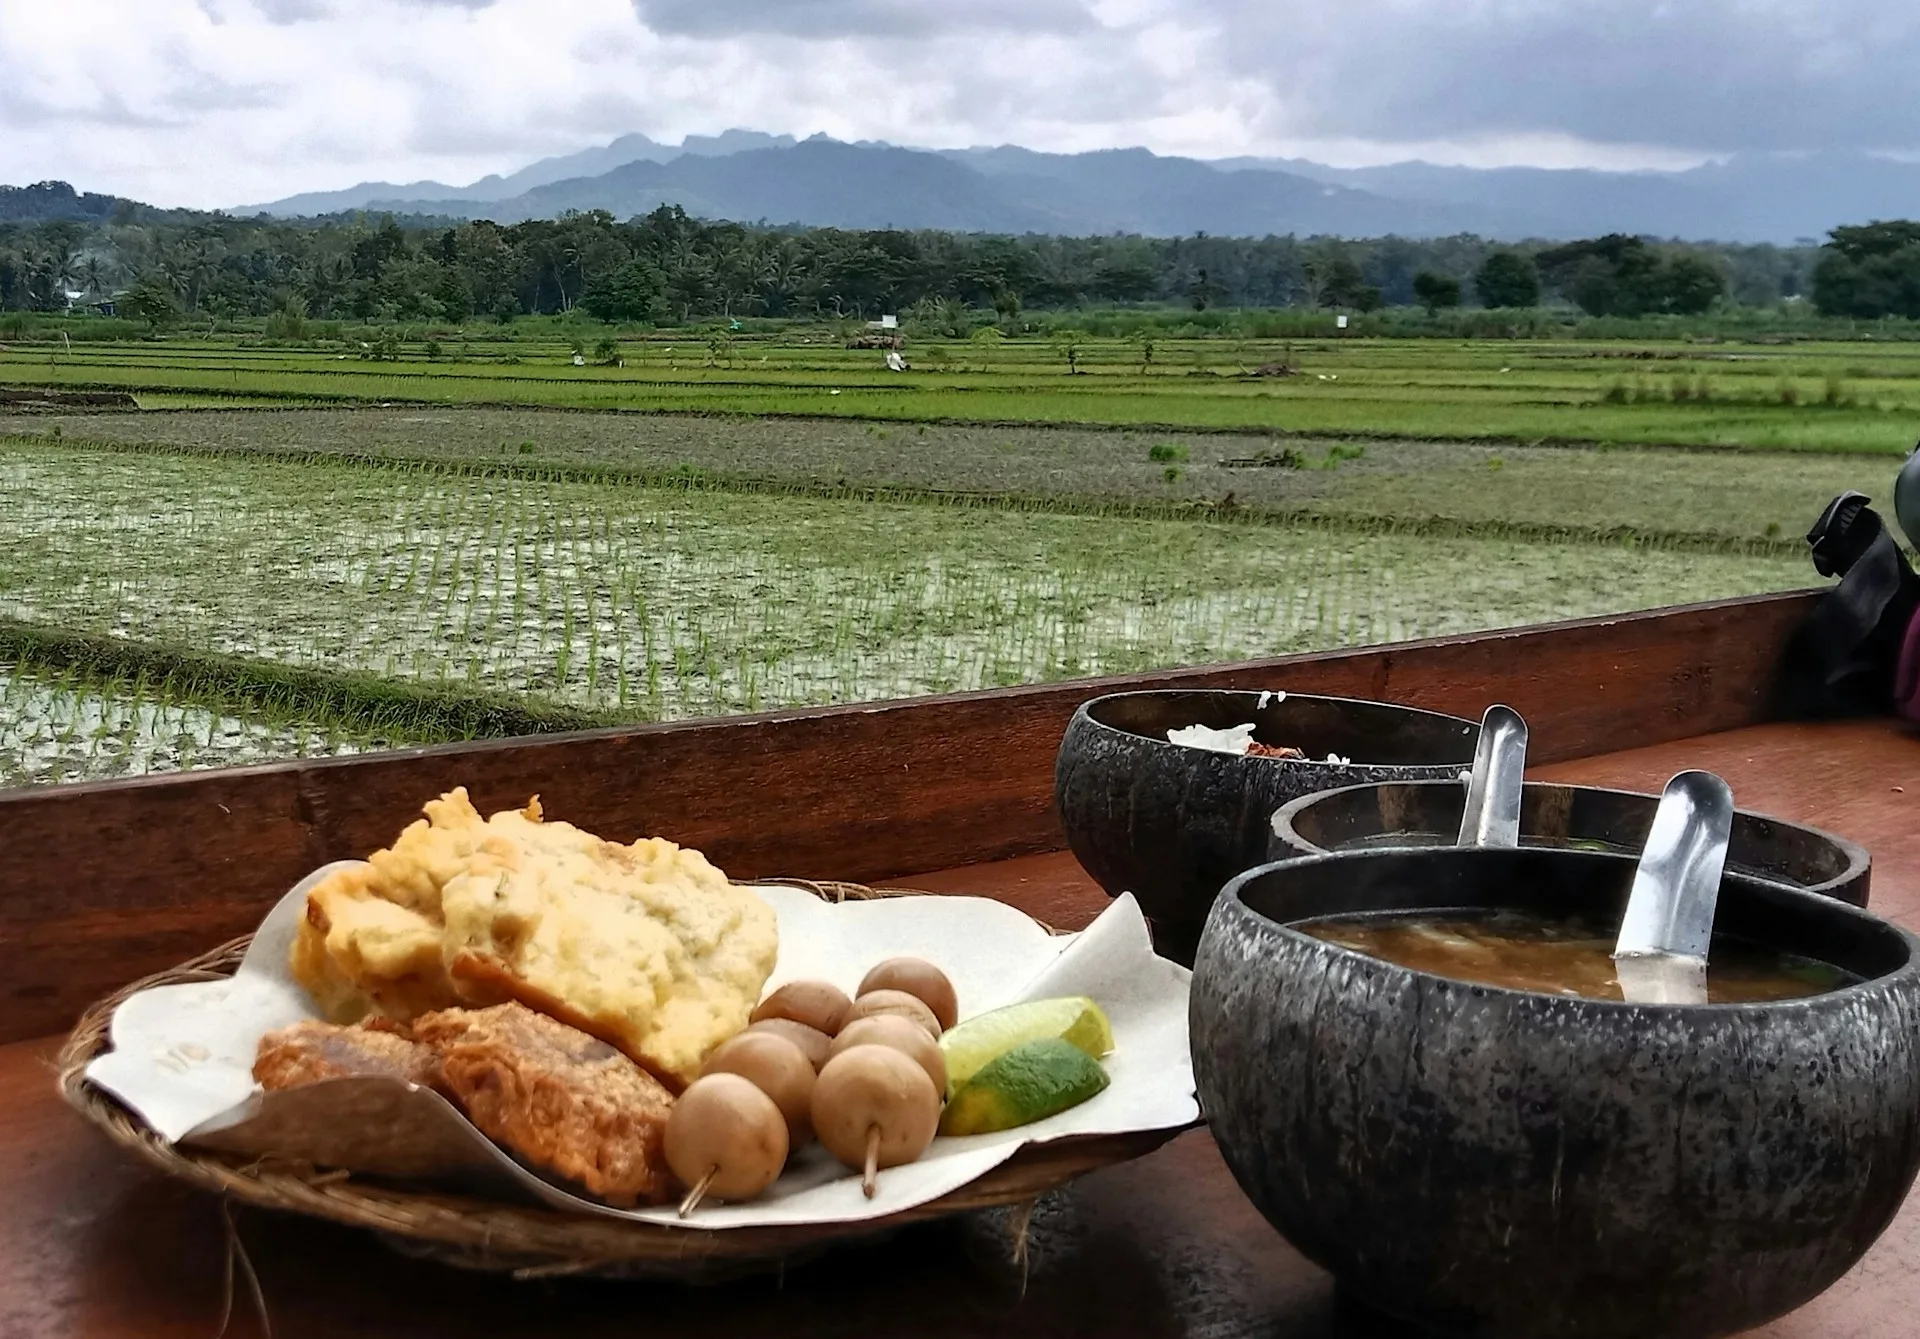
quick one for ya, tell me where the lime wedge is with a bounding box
[940,1038,1110,1136]
[937,995,1112,1096]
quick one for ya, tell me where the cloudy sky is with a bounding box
[2,0,1915,208]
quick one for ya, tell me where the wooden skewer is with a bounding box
[862,1125,881,1199]
[678,1166,718,1219]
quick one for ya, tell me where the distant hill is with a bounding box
[1214,151,1920,245]
[0,180,135,224]
[931,145,1509,238]
[458,140,1077,232]
[234,132,1920,243]
[235,129,798,217]
[276,137,1514,238]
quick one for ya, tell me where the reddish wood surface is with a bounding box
[1531,716,1920,926]
[0,592,1819,1045]
[4,717,1917,1338]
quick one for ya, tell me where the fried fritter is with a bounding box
[253,1018,442,1091]
[438,827,778,1089]
[288,787,779,1088]
[293,870,455,1023]
[412,1003,675,1208]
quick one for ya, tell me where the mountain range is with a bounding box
[221,134,1920,244]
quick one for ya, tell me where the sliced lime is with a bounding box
[937,995,1112,1096]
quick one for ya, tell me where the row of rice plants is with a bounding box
[0,662,389,789]
[0,440,1809,727]
[12,427,1812,557]
[8,345,1917,452]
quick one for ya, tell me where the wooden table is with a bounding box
[4,594,1918,1336]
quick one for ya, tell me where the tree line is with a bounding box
[0,184,1854,330]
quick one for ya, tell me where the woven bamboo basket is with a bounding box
[58,878,1189,1281]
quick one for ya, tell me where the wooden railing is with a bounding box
[0,590,1820,1045]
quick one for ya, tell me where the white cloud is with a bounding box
[0,0,1916,208]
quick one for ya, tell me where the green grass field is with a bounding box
[8,332,1920,451]
[0,325,1872,789]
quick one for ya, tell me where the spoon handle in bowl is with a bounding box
[1614,770,1734,1005]
[1457,705,1528,849]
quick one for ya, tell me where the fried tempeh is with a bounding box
[411,1003,677,1208]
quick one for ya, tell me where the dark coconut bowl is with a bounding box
[1270,779,1872,906]
[1054,691,1478,962]
[1191,847,1920,1339]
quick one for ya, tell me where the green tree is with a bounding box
[1411,271,1462,315]
[78,254,111,302]
[1812,222,1920,318]
[991,286,1022,328]
[118,271,180,330]
[1187,267,1223,311]
[1537,234,1643,313]
[580,259,664,323]
[1317,254,1375,309]
[1539,235,1723,316]
[1474,250,1540,308]
[1658,255,1726,315]
[1092,253,1157,302]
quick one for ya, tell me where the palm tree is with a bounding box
[80,256,111,302]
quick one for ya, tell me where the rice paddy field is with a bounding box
[0,667,389,790]
[2,324,1886,788]
[8,331,1920,451]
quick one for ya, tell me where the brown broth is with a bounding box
[1300,909,1858,1003]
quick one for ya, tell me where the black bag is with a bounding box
[1774,488,1920,718]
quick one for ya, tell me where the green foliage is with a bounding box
[262,296,308,342]
[1188,268,1224,312]
[358,328,401,361]
[1661,257,1726,316]
[1147,443,1190,462]
[118,272,181,331]
[0,198,1855,331]
[580,258,665,324]
[1475,251,1541,308]
[1536,236,1726,316]
[1812,221,1920,319]
[1412,271,1463,315]
[1305,252,1384,311]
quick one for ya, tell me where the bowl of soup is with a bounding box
[1054,691,1477,963]
[1270,779,1872,906]
[1190,846,1920,1339]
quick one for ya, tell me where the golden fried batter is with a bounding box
[289,788,778,1088]
[412,1003,675,1208]
[253,1018,442,1091]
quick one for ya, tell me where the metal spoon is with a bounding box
[1612,771,1734,1005]
[1457,704,1527,848]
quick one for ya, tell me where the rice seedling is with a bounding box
[0,439,1809,735]
[0,660,390,789]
